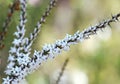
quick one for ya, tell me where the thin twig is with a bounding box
[56,58,69,84]
[23,0,58,52]
[0,0,20,50]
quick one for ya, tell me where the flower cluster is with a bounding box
[27,13,120,77]
[2,0,120,84]
[30,13,120,69]
[3,0,29,84]
[3,0,58,84]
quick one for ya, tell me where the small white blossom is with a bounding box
[7,54,15,61]
[17,53,31,65]
[2,76,12,84]
[9,47,17,53]
[12,39,21,46]
[14,66,21,76]
[4,69,12,75]
[22,37,29,45]
[63,45,70,51]
[30,33,33,40]
[17,25,26,34]
[6,61,15,69]
[53,47,61,55]
[48,50,54,59]
[37,23,41,28]
[14,32,20,38]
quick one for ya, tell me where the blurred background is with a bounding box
[0,0,120,84]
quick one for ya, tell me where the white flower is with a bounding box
[6,61,15,69]
[17,25,25,33]
[47,50,54,59]
[19,69,28,79]
[23,37,29,45]
[53,47,61,55]
[7,54,15,61]
[41,55,48,61]
[2,76,12,84]
[14,31,20,38]
[30,33,34,40]
[37,22,41,28]
[12,39,21,46]
[14,26,26,39]
[77,33,84,42]
[66,34,72,40]
[43,44,51,51]
[12,66,21,76]
[29,60,35,71]
[4,69,12,75]
[63,45,70,51]
[17,53,31,65]
[23,42,32,52]
[9,47,17,53]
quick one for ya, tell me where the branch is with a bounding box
[3,12,120,83]
[0,0,20,50]
[23,0,57,53]
[29,13,120,73]
[3,0,28,84]
[56,58,69,84]
[2,0,58,84]
[2,0,120,83]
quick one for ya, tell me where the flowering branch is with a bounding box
[30,13,120,73]
[2,0,120,83]
[23,0,57,53]
[3,0,28,84]
[2,0,58,84]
